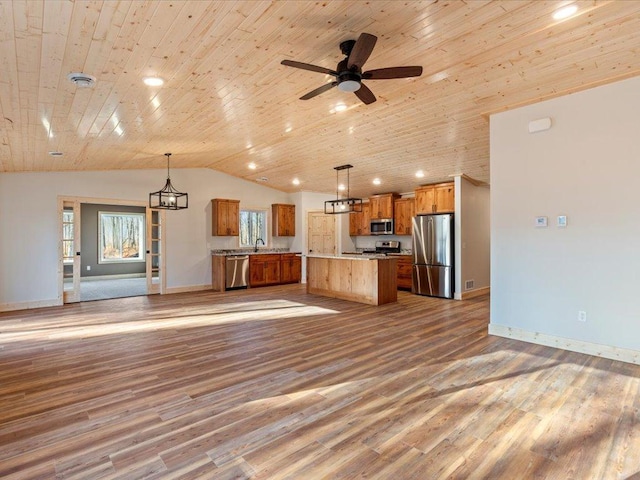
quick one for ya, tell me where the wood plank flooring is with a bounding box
[1,285,639,479]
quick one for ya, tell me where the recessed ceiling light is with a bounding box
[552,4,577,20]
[143,76,164,87]
[292,178,300,185]
[334,103,348,112]
[246,143,253,149]
[415,170,425,178]
[285,126,292,133]
[372,178,381,186]
[248,162,257,170]
[338,184,346,191]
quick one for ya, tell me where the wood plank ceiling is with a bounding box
[1,0,639,198]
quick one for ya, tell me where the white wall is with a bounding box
[457,176,490,296]
[290,191,338,281]
[0,168,299,310]
[490,75,640,355]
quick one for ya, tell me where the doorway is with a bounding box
[58,196,165,303]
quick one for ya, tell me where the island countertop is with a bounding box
[305,253,396,261]
[306,255,397,305]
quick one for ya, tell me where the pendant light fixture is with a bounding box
[149,153,188,210]
[324,164,363,214]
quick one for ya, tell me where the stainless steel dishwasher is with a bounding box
[225,255,249,290]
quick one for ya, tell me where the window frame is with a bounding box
[98,211,146,264]
[62,209,74,264]
[239,208,268,248]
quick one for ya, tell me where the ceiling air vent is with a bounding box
[48,151,64,156]
[67,72,96,88]
[256,176,269,182]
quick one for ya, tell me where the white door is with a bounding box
[61,199,81,303]
[146,208,165,294]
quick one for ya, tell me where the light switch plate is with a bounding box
[557,215,567,227]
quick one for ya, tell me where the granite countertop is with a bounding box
[211,249,300,256]
[306,253,397,261]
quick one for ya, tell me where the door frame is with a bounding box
[57,195,166,303]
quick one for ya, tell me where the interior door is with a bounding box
[61,199,81,303]
[146,208,164,294]
[307,212,336,254]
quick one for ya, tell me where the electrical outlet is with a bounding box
[578,311,587,322]
[86,265,91,271]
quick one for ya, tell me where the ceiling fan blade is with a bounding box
[354,83,376,105]
[281,60,338,76]
[347,33,377,70]
[300,82,338,100]
[362,66,424,79]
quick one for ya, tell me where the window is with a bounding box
[99,212,145,263]
[239,209,267,248]
[62,208,74,264]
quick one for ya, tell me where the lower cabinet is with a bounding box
[280,253,302,284]
[249,254,281,287]
[249,253,301,287]
[396,255,413,290]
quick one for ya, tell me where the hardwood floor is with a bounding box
[0,285,638,479]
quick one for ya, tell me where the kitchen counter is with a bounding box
[306,255,397,305]
[211,249,294,256]
[307,253,393,261]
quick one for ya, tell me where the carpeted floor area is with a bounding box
[80,277,148,301]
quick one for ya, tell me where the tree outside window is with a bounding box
[239,209,267,247]
[99,212,145,263]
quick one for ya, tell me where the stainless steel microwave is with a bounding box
[370,218,394,235]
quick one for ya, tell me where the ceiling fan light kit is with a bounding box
[324,164,363,215]
[149,153,189,210]
[281,32,423,105]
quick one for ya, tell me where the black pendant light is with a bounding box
[324,164,363,214]
[149,153,188,210]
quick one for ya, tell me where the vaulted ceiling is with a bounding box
[1,0,639,198]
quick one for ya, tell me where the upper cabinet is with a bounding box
[349,202,371,236]
[211,199,240,236]
[394,198,415,235]
[369,193,399,219]
[415,182,455,214]
[272,204,295,236]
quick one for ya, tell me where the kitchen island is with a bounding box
[306,254,398,305]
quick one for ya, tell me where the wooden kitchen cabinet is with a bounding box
[415,182,454,214]
[272,204,295,236]
[211,199,240,236]
[349,202,371,236]
[249,254,281,287]
[395,255,413,290]
[369,193,399,219]
[394,198,415,235]
[280,253,302,284]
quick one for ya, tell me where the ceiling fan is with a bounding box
[281,32,423,105]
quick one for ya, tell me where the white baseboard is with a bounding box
[164,284,213,295]
[462,286,490,299]
[0,298,62,313]
[454,286,490,300]
[81,273,146,281]
[489,323,640,365]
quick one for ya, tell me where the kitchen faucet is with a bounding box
[254,237,265,252]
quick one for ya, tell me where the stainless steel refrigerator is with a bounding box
[412,214,454,298]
